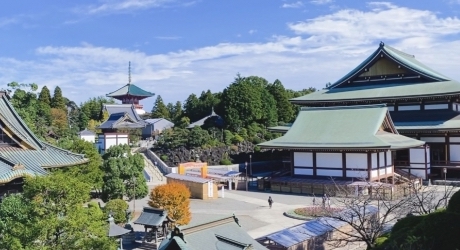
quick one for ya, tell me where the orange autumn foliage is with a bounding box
[148,182,191,225]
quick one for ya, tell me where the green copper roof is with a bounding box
[106,83,154,98]
[291,81,460,104]
[259,105,425,150]
[0,92,89,184]
[292,43,460,104]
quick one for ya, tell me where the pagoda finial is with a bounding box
[128,61,131,85]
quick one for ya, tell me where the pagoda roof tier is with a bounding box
[0,92,88,184]
[291,43,460,105]
[259,104,425,150]
[106,83,154,99]
[391,110,460,132]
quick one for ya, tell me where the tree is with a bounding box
[151,95,170,119]
[50,108,68,135]
[38,85,52,105]
[104,199,129,224]
[183,93,200,122]
[57,138,104,192]
[406,183,456,215]
[318,182,408,249]
[51,86,67,111]
[267,79,294,123]
[101,144,148,202]
[0,173,117,249]
[148,182,191,225]
[188,126,212,148]
[172,101,183,123]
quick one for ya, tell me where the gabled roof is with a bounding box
[99,104,146,129]
[159,215,267,250]
[134,207,170,227]
[78,128,96,136]
[187,110,223,129]
[291,43,460,104]
[106,83,154,98]
[0,92,89,184]
[258,105,424,150]
[145,118,174,130]
[166,173,212,184]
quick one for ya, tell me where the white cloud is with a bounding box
[248,29,257,35]
[0,17,17,27]
[3,3,460,111]
[80,0,178,14]
[282,1,304,8]
[310,0,333,5]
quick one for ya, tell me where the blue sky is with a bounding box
[2,0,460,111]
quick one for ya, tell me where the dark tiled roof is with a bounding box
[134,207,168,227]
[99,104,147,129]
[106,83,154,98]
[0,92,89,184]
[78,129,96,136]
[391,110,460,131]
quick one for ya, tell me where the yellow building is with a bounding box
[166,173,218,200]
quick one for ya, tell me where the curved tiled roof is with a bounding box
[0,91,89,184]
[106,83,154,98]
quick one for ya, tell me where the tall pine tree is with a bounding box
[267,79,294,123]
[151,95,170,119]
[38,86,52,105]
[51,86,67,111]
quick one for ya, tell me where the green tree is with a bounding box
[57,138,104,192]
[172,101,183,123]
[267,79,294,123]
[38,85,52,105]
[188,126,212,148]
[184,93,200,122]
[101,144,148,202]
[151,95,170,119]
[104,199,129,224]
[51,86,67,111]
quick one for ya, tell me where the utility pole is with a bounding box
[133,175,136,221]
[245,162,248,191]
[443,168,447,207]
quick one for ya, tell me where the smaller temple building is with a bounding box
[259,105,427,183]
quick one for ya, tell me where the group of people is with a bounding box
[312,194,330,208]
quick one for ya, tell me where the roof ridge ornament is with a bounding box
[128,61,131,85]
[380,41,384,47]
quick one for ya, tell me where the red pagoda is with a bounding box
[106,62,155,115]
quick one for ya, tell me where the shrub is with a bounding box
[447,189,460,213]
[160,155,168,162]
[104,199,129,224]
[232,134,244,144]
[220,159,232,165]
[294,206,343,217]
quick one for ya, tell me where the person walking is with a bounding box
[312,194,316,206]
[327,196,331,209]
[268,196,273,209]
[322,194,326,208]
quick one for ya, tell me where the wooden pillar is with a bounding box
[313,152,317,177]
[446,134,450,164]
[377,151,380,181]
[394,102,398,112]
[155,227,158,243]
[143,226,147,243]
[424,145,428,180]
[342,152,346,178]
[290,151,294,177]
[420,100,425,111]
[367,152,372,181]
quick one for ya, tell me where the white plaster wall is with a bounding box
[294,168,313,175]
[453,103,460,111]
[450,145,460,162]
[371,170,378,177]
[379,152,385,167]
[118,136,129,145]
[346,153,367,169]
[294,152,313,167]
[316,153,342,168]
[379,168,386,175]
[425,104,448,110]
[106,134,117,138]
[371,153,377,169]
[317,169,342,177]
[410,148,426,164]
[420,137,445,143]
[398,105,420,111]
[386,167,392,174]
[426,147,431,165]
[347,170,368,178]
[450,137,460,143]
[80,135,95,143]
[106,138,118,149]
[387,106,394,111]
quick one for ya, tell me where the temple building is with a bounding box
[0,91,88,197]
[268,42,460,181]
[106,62,155,115]
[260,105,425,181]
[97,63,154,152]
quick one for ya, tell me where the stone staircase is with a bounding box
[132,147,166,186]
